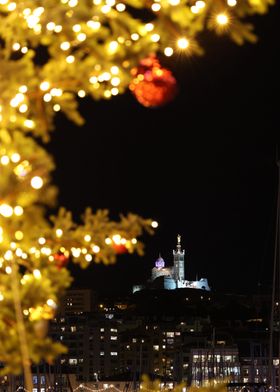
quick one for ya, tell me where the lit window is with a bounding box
[71,326,77,332]
[153,345,159,351]
[167,338,174,344]
[110,352,118,356]
[100,328,104,332]
[233,366,240,374]
[193,355,199,362]
[111,336,117,340]
[100,351,104,356]
[166,332,174,337]
[132,338,137,343]
[110,328,117,332]
[69,358,78,365]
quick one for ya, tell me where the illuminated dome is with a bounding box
[155,256,165,269]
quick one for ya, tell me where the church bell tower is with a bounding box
[173,234,185,281]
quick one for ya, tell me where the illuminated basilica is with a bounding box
[133,234,210,293]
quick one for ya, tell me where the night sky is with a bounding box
[48,3,280,296]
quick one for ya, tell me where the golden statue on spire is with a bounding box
[177,234,181,244]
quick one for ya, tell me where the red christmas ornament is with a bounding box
[112,243,128,254]
[54,252,69,269]
[129,56,177,108]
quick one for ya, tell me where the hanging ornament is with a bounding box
[129,55,177,108]
[112,243,128,254]
[54,251,69,269]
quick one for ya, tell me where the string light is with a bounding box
[73,384,127,392]
[40,81,50,91]
[33,269,42,279]
[56,228,63,238]
[169,0,180,5]
[53,104,61,111]
[30,176,44,189]
[216,13,229,25]
[116,3,125,11]
[66,55,75,63]
[177,37,189,49]
[151,33,160,42]
[145,23,154,31]
[164,47,173,56]
[14,206,24,216]
[0,204,13,217]
[92,245,100,253]
[60,41,71,50]
[151,3,161,11]
[78,90,86,97]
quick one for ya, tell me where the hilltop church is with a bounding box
[133,235,210,293]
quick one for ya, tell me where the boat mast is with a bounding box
[268,160,280,389]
